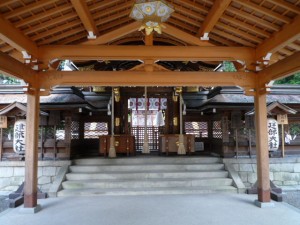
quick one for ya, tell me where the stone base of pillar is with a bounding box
[254,200,274,208]
[177,134,186,155]
[20,204,42,214]
[109,136,116,158]
[142,134,150,154]
[142,142,150,154]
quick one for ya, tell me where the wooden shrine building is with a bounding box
[0,0,300,211]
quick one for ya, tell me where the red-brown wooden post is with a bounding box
[254,90,273,207]
[23,87,41,212]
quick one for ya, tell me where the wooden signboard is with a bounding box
[13,120,26,154]
[0,116,7,128]
[277,114,288,125]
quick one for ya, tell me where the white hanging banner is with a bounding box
[129,98,167,110]
[267,118,279,151]
[13,119,26,154]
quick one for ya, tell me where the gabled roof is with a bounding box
[0,102,48,117]
[246,101,297,116]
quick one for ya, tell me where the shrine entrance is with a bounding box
[128,97,167,152]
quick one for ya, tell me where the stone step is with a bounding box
[66,171,229,180]
[69,164,225,173]
[57,186,237,197]
[62,178,233,189]
[73,157,221,165]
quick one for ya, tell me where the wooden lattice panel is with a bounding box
[71,121,79,140]
[213,121,222,139]
[84,122,108,139]
[185,121,208,138]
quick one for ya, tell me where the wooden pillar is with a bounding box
[254,91,271,203]
[172,97,179,134]
[24,88,40,209]
[0,128,2,161]
[114,95,121,134]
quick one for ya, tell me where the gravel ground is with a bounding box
[283,191,300,209]
[0,193,299,214]
[0,196,9,214]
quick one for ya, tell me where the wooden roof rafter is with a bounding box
[233,0,292,24]
[13,3,73,28]
[2,0,58,20]
[0,14,38,58]
[256,15,300,60]
[197,0,232,38]
[226,6,281,32]
[70,0,98,38]
[83,21,141,46]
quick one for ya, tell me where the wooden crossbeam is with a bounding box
[0,15,38,58]
[259,51,300,86]
[0,52,36,85]
[37,71,256,90]
[38,45,255,62]
[256,15,300,60]
[70,0,98,36]
[197,0,232,38]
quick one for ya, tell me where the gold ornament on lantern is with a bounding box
[130,0,174,35]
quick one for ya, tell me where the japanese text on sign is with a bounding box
[267,118,279,151]
[277,114,288,125]
[13,120,26,154]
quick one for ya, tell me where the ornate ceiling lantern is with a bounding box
[130,0,175,35]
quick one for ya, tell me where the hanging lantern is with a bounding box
[130,0,175,35]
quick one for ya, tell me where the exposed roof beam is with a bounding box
[38,45,255,62]
[38,71,256,90]
[256,15,300,60]
[211,29,256,47]
[70,0,98,37]
[0,15,38,58]
[267,0,300,14]
[14,4,72,28]
[83,22,141,45]
[3,0,57,19]
[259,51,300,86]
[0,52,36,85]
[221,14,270,38]
[233,0,291,24]
[163,24,214,46]
[197,0,232,38]
[226,7,280,31]
[37,27,84,46]
[23,12,78,36]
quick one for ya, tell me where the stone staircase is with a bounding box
[57,157,238,196]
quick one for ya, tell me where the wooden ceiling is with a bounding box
[0,0,300,88]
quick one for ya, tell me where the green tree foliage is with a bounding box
[274,72,300,84]
[0,73,21,84]
[222,61,237,72]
